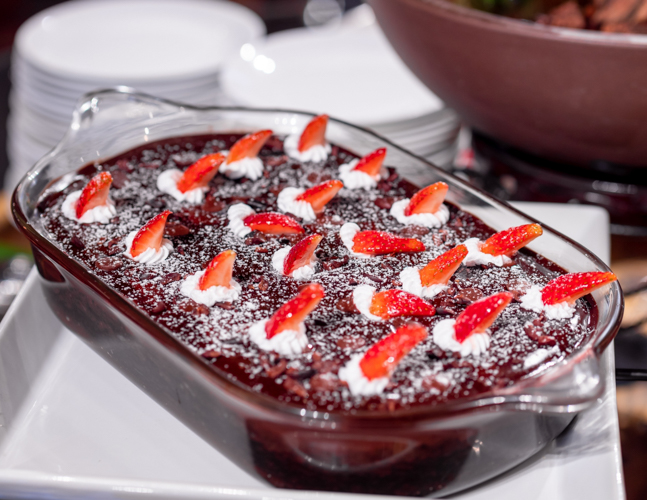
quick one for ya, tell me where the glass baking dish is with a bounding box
[12,89,623,496]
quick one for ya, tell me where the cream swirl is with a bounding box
[219,151,264,181]
[156,168,207,204]
[519,285,576,319]
[389,199,450,228]
[338,354,390,397]
[284,133,331,162]
[271,246,316,279]
[463,237,512,267]
[353,285,382,321]
[227,204,255,238]
[179,270,241,306]
[338,159,380,190]
[432,319,490,357]
[61,190,116,224]
[399,266,447,299]
[248,319,308,356]
[277,187,316,221]
[123,231,173,265]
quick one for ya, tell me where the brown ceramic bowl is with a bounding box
[369,0,647,168]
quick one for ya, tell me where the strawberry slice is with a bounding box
[369,289,436,319]
[454,292,512,343]
[480,224,543,257]
[130,210,172,258]
[296,180,343,213]
[176,152,225,193]
[265,283,324,339]
[352,230,425,255]
[403,182,448,217]
[359,322,428,380]
[76,172,113,218]
[419,244,468,286]
[284,234,323,275]
[243,212,304,235]
[198,250,236,291]
[353,148,386,177]
[298,115,328,152]
[541,271,617,306]
[226,130,273,164]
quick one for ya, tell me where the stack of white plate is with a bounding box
[221,6,461,167]
[7,0,265,192]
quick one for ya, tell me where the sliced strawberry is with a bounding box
[198,250,236,291]
[265,283,324,339]
[369,289,436,319]
[353,148,386,177]
[227,130,273,164]
[480,224,543,257]
[359,322,428,380]
[352,230,425,255]
[243,212,304,235]
[284,234,323,275]
[419,244,468,286]
[296,180,343,213]
[130,210,172,258]
[454,292,512,343]
[176,152,225,193]
[76,172,113,218]
[403,181,448,216]
[298,115,328,152]
[541,272,617,306]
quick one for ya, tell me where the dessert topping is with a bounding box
[339,322,428,396]
[249,283,324,356]
[277,180,343,222]
[353,285,436,321]
[228,203,304,237]
[520,271,617,319]
[219,130,272,180]
[123,210,174,265]
[157,152,225,203]
[390,182,450,228]
[285,115,331,162]
[339,147,386,190]
[433,292,512,357]
[62,172,116,224]
[400,244,468,298]
[340,223,425,257]
[180,250,241,306]
[463,224,543,267]
[272,234,323,279]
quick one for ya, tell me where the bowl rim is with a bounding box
[388,0,647,48]
[12,88,624,422]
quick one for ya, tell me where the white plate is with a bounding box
[221,23,443,126]
[0,203,624,500]
[15,0,265,82]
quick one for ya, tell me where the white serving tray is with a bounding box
[0,203,624,500]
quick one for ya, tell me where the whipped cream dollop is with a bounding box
[353,285,382,321]
[123,231,173,265]
[389,199,450,228]
[179,269,241,306]
[227,204,255,238]
[284,133,331,162]
[219,151,264,181]
[433,319,490,357]
[248,319,308,356]
[271,246,317,279]
[338,159,380,190]
[520,285,576,319]
[61,190,116,224]
[277,187,316,221]
[340,223,371,258]
[338,353,390,397]
[523,345,560,370]
[399,267,447,299]
[156,168,207,204]
[463,237,512,267]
